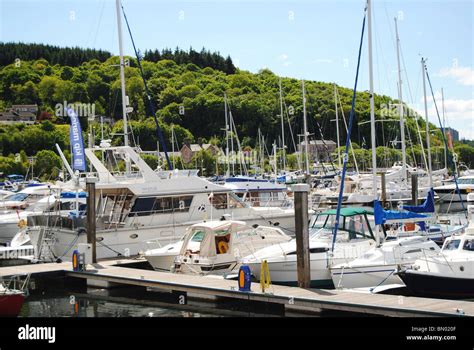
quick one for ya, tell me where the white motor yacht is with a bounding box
[241,208,377,288]
[145,220,291,274]
[24,146,296,262]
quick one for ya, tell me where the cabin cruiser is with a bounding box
[330,235,440,289]
[397,231,474,298]
[0,185,57,210]
[0,192,86,245]
[397,197,474,298]
[24,146,296,262]
[434,176,474,202]
[222,176,291,208]
[242,208,377,288]
[144,220,291,274]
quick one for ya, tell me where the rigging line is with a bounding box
[91,0,107,48]
[332,5,367,252]
[336,88,359,173]
[120,3,173,170]
[424,64,466,214]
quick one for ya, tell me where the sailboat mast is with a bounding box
[367,0,377,199]
[302,80,310,175]
[334,83,341,169]
[171,124,176,169]
[395,17,407,180]
[116,0,129,149]
[279,78,286,173]
[441,87,447,169]
[224,93,230,177]
[422,58,433,188]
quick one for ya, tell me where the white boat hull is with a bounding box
[330,264,402,289]
[27,214,295,262]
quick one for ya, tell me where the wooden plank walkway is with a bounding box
[64,262,474,317]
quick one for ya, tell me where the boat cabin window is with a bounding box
[210,194,228,209]
[129,196,193,216]
[214,231,231,254]
[228,193,246,209]
[457,178,474,185]
[463,239,474,251]
[444,239,461,251]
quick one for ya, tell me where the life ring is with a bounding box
[217,241,229,254]
[17,219,27,229]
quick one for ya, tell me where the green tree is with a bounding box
[34,150,61,180]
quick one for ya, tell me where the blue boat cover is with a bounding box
[401,188,435,213]
[374,200,427,225]
[60,191,87,199]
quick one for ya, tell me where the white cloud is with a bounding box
[437,66,474,86]
[276,53,291,67]
[410,93,474,140]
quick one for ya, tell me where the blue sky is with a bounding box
[1,0,473,138]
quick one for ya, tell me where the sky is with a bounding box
[1,0,473,139]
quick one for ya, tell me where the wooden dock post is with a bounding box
[292,183,311,289]
[86,177,98,263]
[411,173,418,205]
[379,172,386,207]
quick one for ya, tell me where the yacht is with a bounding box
[222,176,290,208]
[397,231,474,298]
[434,175,474,202]
[241,208,377,288]
[330,235,440,289]
[397,198,474,298]
[24,146,296,262]
[0,192,86,245]
[145,220,291,273]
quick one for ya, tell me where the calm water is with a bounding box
[19,290,217,318]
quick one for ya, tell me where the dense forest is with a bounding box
[0,43,472,178]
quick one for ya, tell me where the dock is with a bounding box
[1,258,471,317]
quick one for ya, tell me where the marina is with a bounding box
[0,0,473,346]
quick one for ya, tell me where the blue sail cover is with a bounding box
[401,188,435,213]
[374,200,428,225]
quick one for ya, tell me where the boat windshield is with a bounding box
[463,239,474,251]
[457,178,474,185]
[2,193,28,202]
[310,213,373,240]
[443,239,461,251]
[190,230,206,243]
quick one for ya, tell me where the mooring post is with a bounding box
[86,177,98,263]
[411,173,418,206]
[292,183,311,288]
[380,172,386,207]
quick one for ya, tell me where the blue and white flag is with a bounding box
[67,107,86,171]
